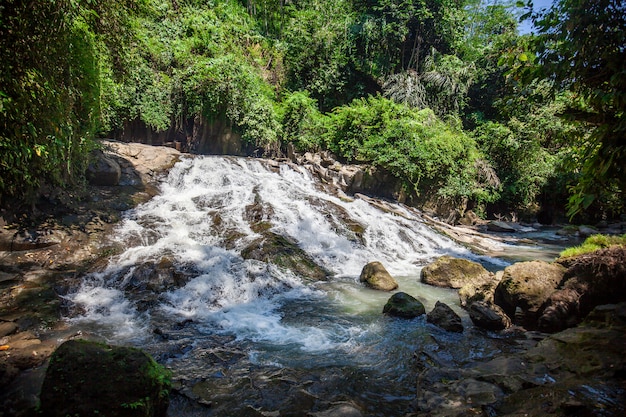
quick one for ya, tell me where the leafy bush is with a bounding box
[280,91,323,151]
[319,96,499,207]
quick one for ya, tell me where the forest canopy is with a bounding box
[0,0,624,221]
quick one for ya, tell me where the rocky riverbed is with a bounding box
[0,141,624,417]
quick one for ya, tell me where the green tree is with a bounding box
[522,0,626,218]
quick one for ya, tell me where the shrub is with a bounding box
[319,96,499,207]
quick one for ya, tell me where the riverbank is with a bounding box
[0,141,180,415]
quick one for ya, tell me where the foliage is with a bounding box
[281,0,356,110]
[520,0,626,218]
[280,91,323,151]
[0,1,99,203]
[320,96,499,206]
[383,50,475,116]
[560,234,626,258]
[1,0,620,222]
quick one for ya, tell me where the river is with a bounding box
[63,155,549,416]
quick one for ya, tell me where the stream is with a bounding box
[63,155,560,416]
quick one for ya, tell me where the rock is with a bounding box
[578,225,598,238]
[86,149,122,186]
[427,301,463,332]
[241,232,329,280]
[359,261,398,291]
[487,220,516,233]
[457,210,479,226]
[468,301,511,331]
[458,270,502,307]
[310,403,363,417]
[40,339,170,417]
[383,292,425,318]
[0,321,18,338]
[538,246,626,332]
[420,256,491,289]
[494,260,565,328]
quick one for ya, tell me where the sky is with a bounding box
[517,0,555,34]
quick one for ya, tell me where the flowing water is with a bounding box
[64,156,525,416]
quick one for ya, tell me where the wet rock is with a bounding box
[538,246,626,332]
[426,301,463,333]
[87,149,122,186]
[40,339,170,417]
[383,292,425,318]
[578,225,598,238]
[487,220,516,233]
[494,260,565,328]
[458,270,502,307]
[359,261,398,291]
[309,403,363,417]
[0,321,18,338]
[420,255,491,289]
[493,309,626,416]
[468,301,511,331]
[416,369,504,416]
[241,232,329,280]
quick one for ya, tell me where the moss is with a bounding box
[559,234,626,258]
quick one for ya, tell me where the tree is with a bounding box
[523,0,626,218]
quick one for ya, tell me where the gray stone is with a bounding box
[427,301,463,332]
[487,220,516,233]
[86,149,122,186]
[468,301,511,331]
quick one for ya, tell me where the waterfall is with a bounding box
[65,155,507,416]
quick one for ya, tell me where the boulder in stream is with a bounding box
[359,261,398,291]
[420,255,491,289]
[539,246,626,332]
[241,232,329,280]
[468,301,511,331]
[427,301,463,333]
[494,260,565,329]
[40,339,170,417]
[459,270,503,307]
[383,292,425,318]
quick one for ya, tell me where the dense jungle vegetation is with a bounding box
[0,0,624,222]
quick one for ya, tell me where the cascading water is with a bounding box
[65,155,513,416]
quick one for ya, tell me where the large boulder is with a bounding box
[86,149,122,186]
[459,270,503,307]
[360,261,398,291]
[494,260,565,329]
[468,301,511,331]
[420,256,491,289]
[427,301,463,333]
[241,232,329,280]
[40,339,170,417]
[538,246,626,332]
[383,292,425,318]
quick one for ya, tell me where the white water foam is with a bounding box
[67,155,489,349]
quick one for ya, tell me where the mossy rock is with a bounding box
[241,232,329,280]
[420,256,491,289]
[40,339,171,417]
[360,261,398,291]
[383,292,425,318]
